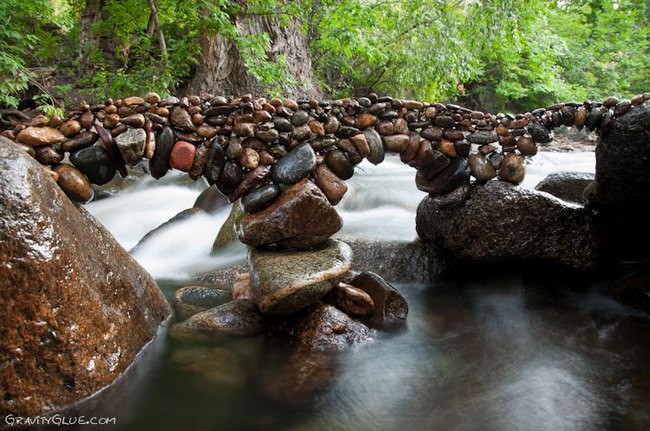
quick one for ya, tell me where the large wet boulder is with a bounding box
[416,181,603,270]
[0,141,170,420]
[237,179,343,250]
[535,171,594,205]
[590,100,650,258]
[249,239,352,316]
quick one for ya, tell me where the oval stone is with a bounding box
[204,143,226,185]
[61,131,99,152]
[17,126,65,147]
[54,164,94,202]
[271,142,316,184]
[217,162,243,196]
[69,145,116,185]
[242,184,281,213]
[516,136,538,156]
[170,141,196,172]
[469,153,496,181]
[363,128,385,165]
[325,150,354,180]
[151,126,175,179]
[35,146,64,165]
[498,153,526,184]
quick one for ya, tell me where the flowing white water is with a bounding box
[86,151,595,279]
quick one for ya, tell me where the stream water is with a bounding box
[82,151,650,431]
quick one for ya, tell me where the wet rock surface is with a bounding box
[0,141,170,419]
[416,181,604,269]
[248,239,352,316]
[237,179,343,249]
[535,171,594,205]
[173,285,233,321]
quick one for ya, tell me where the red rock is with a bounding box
[170,141,196,172]
[354,113,377,129]
[53,164,94,203]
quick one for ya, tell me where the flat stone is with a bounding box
[363,128,385,165]
[237,179,343,249]
[114,127,146,166]
[271,142,316,184]
[173,285,232,321]
[170,300,265,342]
[69,145,116,185]
[17,126,65,146]
[249,239,352,315]
[53,164,94,202]
[61,131,98,152]
[467,130,499,145]
[312,164,348,205]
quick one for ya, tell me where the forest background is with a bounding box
[1,0,648,116]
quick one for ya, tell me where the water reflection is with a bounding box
[98,274,649,431]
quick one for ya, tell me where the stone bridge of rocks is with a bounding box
[3,91,649,251]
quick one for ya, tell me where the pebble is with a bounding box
[114,127,146,166]
[436,139,457,158]
[170,141,196,172]
[355,113,377,129]
[271,142,316,184]
[17,127,65,146]
[363,128,385,165]
[150,126,175,179]
[170,106,195,131]
[54,164,94,202]
[291,110,309,126]
[242,184,281,213]
[204,143,226,185]
[60,120,81,137]
[230,166,271,202]
[35,145,64,165]
[325,149,354,180]
[189,143,209,180]
[79,110,95,129]
[382,134,410,152]
[527,122,552,143]
[466,130,499,145]
[124,96,145,106]
[121,114,146,128]
[326,282,374,318]
[416,157,469,195]
[347,272,408,326]
[216,161,243,195]
[312,164,349,205]
[585,108,603,131]
[469,153,496,181]
[69,145,116,185]
[516,136,538,156]
[498,153,526,184]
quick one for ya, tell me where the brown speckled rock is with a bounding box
[237,179,343,249]
[0,141,170,420]
[416,180,603,269]
[16,126,65,146]
[53,164,94,203]
[248,239,352,315]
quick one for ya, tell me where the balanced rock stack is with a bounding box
[4,92,649,209]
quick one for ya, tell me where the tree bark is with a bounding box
[184,13,321,99]
[78,0,116,67]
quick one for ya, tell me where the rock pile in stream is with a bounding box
[4,92,648,213]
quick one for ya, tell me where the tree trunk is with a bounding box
[185,13,321,99]
[147,0,167,57]
[78,0,116,68]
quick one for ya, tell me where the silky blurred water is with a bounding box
[80,150,650,431]
[86,152,595,280]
